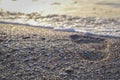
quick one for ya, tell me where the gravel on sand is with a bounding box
[0,24,120,80]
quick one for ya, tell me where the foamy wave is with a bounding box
[54,27,76,32]
[0,18,120,38]
[54,27,93,35]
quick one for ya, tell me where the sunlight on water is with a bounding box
[0,0,120,37]
[0,0,120,17]
[0,0,73,15]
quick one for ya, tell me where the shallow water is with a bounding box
[0,11,120,37]
[0,0,120,17]
[0,0,120,37]
[96,2,120,8]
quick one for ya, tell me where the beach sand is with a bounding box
[0,23,120,80]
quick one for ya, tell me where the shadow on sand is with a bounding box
[69,34,113,61]
[70,34,119,44]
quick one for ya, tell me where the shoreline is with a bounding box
[0,21,120,39]
[0,10,120,37]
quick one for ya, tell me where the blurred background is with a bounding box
[0,0,120,18]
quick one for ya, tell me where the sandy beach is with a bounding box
[0,23,120,80]
[0,0,120,79]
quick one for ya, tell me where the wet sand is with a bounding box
[0,23,120,80]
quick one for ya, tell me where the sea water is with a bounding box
[0,0,120,37]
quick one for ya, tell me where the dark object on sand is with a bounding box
[70,34,105,44]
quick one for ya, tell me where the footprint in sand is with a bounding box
[79,50,109,61]
[69,34,105,44]
[69,34,110,61]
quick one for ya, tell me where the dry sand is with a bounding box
[0,23,120,80]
